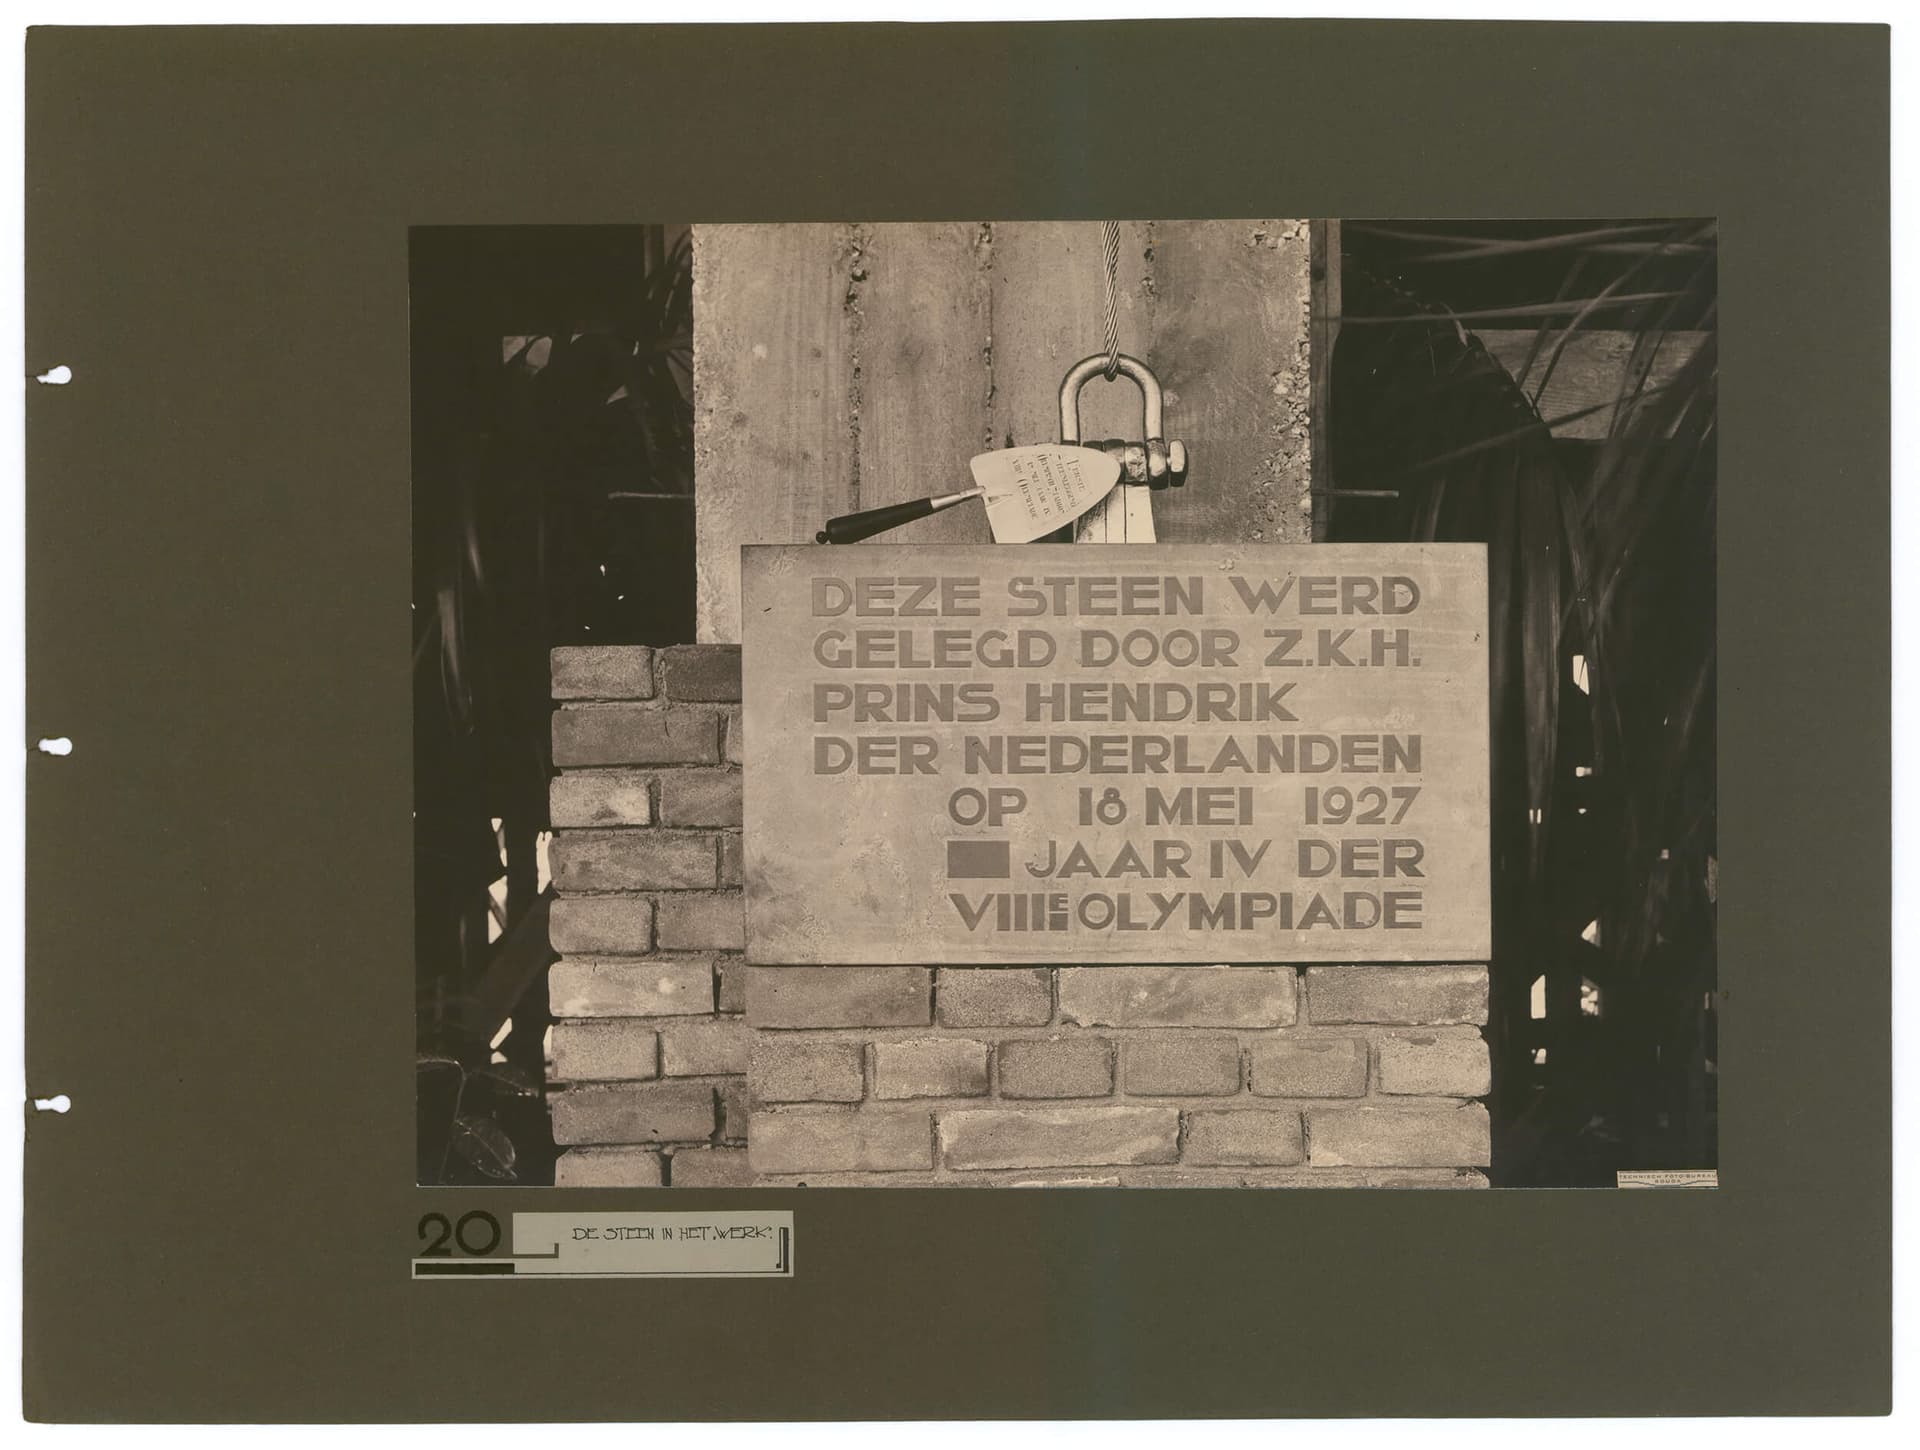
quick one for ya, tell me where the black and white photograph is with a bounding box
[413,218,1717,1191]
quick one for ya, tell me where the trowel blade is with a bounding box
[969,445,1124,544]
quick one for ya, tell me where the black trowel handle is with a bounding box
[815,488,982,544]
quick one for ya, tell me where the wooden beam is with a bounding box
[1478,330,1709,440]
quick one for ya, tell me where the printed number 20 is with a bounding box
[417,1210,502,1258]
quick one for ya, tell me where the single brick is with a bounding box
[1307,1104,1492,1168]
[657,893,745,951]
[750,1038,864,1102]
[549,770,653,827]
[1306,965,1489,1026]
[551,1021,658,1082]
[552,704,720,767]
[550,831,716,891]
[548,959,713,1018]
[872,1038,989,1099]
[657,769,744,827]
[718,834,743,887]
[1376,1031,1492,1097]
[1123,1035,1242,1096]
[749,1110,933,1173]
[551,1082,715,1145]
[668,1147,754,1188]
[1059,966,1296,1028]
[659,1016,751,1076]
[939,1106,1178,1170]
[718,1079,750,1143]
[747,966,931,1028]
[723,708,744,766]
[997,1037,1114,1098]
[937,968,1052,1027]
[715,957,746,1013]
[551,645,655,700]
[659,644,742,702]
[549,896,654,955]
[1182,1110,1305,1166]
[1249,1037,1368,1097]
[554,1147,664,1187]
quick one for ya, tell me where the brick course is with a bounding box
[940,1107,1179,1170]
[1182,1110,1306,1166]
[1306,965,1488,1025]
[550,831,717,892]
[750,1111,933,1174]
[658,770,745,827]
[1375,1031,1492,1096]
[997,1037,1113,1099]
[551,1021,658,1082]
[1060,966,1297,1027]
[658,644,743,702]
[548,959,712,1018]
[549,770,653,828]
[668,1147,754,1188]
[1308,1104,1492,1168]
[660,1017,750,1077]
[552,703,720,767]
[1123,1035,1243,1096]
[551,1083,716,1146]
[550,646,655,700]
[747,966,931,1028]
[872,1038,990,1099]
[1249,1037,1369,1097]
[549,897,656,956]
[554,1147,663,1187]
[657,893,745,951]
[936,968,1052,1027]
[750,1038,864,1103]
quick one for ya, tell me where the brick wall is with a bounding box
[547,643,752,1188]
[547,645,1493,1188]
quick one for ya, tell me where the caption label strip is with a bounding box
[412,1211,794,1279]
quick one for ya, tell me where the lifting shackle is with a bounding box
[1058,353,1189,489]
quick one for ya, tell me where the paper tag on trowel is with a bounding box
[968,445,1123,544]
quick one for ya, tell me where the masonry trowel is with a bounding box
[814,444,1123,545]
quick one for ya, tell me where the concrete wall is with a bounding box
[546,646,1492,1188]
[692,221,1315,643]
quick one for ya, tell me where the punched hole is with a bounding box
[35,365,72,385]
[33,1095,71,1113]
[36,737,72,756]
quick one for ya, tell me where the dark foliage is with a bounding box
[412,226,695,1184]
[1330,221,1717,1184]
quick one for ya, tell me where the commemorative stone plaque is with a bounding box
[741,543,1490,964]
